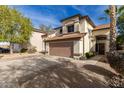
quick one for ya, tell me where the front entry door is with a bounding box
[98,43,105,55]
[96,43,105,55]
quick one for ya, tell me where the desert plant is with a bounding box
[85,52,95,59]
[20,48,28,53]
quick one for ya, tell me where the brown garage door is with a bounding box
[49,42,73,57]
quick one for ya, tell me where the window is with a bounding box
[88,29,92,35]
[60,28,62,34]
[88,29,92,33]
[67,25,74,33]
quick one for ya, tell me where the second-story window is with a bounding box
[60,28,62,34]
[88,29,92,36]
[67,24,74,33]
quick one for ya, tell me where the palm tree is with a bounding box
[106,6,124,85]
[99,5,124,51]
[109,5,116,52]
[99,6,124,20]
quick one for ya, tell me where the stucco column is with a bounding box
[74,22,80,32]
[79,37,84,55]
[62,25,67,34]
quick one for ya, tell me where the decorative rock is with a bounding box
[108,75,124,88]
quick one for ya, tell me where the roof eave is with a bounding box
[93,27,110,31]
[44,33,86,42]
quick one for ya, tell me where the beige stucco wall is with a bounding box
[79,19,94,54]
[79,19,86,33]
[73,40,80,54]
[93,29,110,36]
[46,42,49,54]
[79,37,84,55]
[62,16,80,34]
[30,32,45,52]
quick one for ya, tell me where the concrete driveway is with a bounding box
[0,55,61,87]
[0,55,117,88]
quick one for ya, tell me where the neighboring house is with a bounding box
[43,14,110,58]
[29,29,47,52]
[0,29,47,53]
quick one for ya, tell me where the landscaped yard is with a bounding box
[0,54,117,88]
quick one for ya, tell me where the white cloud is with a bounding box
[10,5,61,28]
[72,5,108,15]
[71,5,88,14]
[72,5,109,25]
[9,5,110,28]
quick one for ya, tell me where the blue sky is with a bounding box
[10,5,110,28]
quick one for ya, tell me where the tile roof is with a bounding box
[44,32,86,41]
[93,24,110,31]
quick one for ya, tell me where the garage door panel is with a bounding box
[49,42,73,57]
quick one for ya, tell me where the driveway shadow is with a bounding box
[89,55,108,63]
[16,60,108,88]
[83,65,116,79]
[0,57,60,88]
[2,57,111,88]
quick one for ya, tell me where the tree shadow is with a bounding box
[83,65,116,79]
[1,57,110,88]
[0,57,60,88]
[16,60,108,88]
[88,55,108,63]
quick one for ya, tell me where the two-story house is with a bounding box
[44,14,110,58]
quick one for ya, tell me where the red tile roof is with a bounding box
[93,24,110,31]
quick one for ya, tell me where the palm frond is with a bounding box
[118,5,124,14]
[104,9,110,15]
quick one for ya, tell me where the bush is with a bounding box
[27,46,37,53]
[85,52,95,59]
[20,48,28,53]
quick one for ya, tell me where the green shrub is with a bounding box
[85,52,95,59]
[20,48,27,53]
